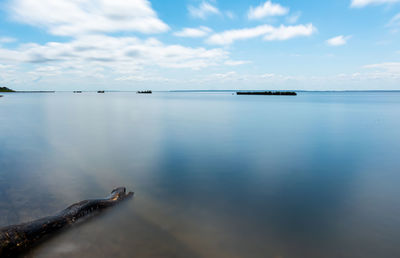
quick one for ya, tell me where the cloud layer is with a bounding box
[364,62,400,73]
[351,0,400,8]
[326,35,351,46]
[188,1,220,19]
[174,26,212,38]
[9,0,169,36]
[1,0,398,90]
[207,24,316,45]
[248,1,289,20]
[388,13,400,28]
[0,35,230,70]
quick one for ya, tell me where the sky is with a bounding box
[0,0,400,91]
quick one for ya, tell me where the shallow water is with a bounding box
[1,91,400,258]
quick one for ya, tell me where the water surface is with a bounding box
[1,92,400,257]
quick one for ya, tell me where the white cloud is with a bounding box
[364,62,400,73]
[387,13,400,28]
[225,11,235,19]
[0,37,17,43]
[8,0,169,36]
[197,69,400,88]
[263,24,315,41]
[351,0,400,8]
[210,71,237,80]
[336,62,400,82]
[0,64,15,69]
[260,73,275,78]
[0,35,232,74]
[197,71,302,85]
[286,12,301,24]
[207,24,316,45]
[115,75,172,82]
[207,25,273,45]
[326,35,351,46]
[174,26,212,38]
[248,1,289,20]
[224,60,250,66]
[188,1,220,19]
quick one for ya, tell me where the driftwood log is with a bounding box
[0,187,133,257]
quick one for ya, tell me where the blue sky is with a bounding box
[0,0,400,91]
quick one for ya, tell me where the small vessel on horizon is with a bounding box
[137,90,152,94]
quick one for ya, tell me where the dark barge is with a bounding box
[237,91,297,96]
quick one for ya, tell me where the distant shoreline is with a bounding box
[14,91,55,93]
[2,90,400,93]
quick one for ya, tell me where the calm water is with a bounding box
[1,92,400,258]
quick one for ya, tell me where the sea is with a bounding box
[1,91,400,257]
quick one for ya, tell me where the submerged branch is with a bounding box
[0,187,133,257]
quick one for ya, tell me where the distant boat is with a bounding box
[73,91,82,93]
[237,91,297,96]
[97,91,105,93]
[137,90,152,94]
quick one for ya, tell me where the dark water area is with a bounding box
[1,92,400,257]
